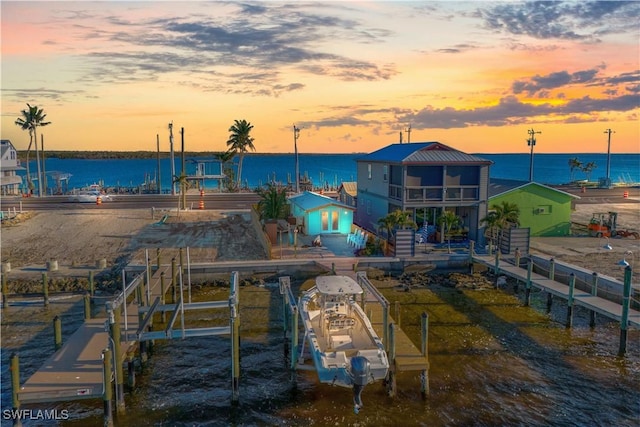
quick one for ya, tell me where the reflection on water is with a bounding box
[1,278,638,426]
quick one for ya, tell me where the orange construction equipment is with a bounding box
[587,212,618,237]
[96,196,102,205]
[199,199,204,210]
[623,190,629,199]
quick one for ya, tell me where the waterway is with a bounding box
[1,274,638,426]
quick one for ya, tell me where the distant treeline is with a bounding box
[17,151,223,160]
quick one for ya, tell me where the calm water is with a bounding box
[17,153,640,194]
[1,277,638,426]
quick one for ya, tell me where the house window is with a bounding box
[535,205,552,215]
[367,164,372,179]
[383,165,388,182]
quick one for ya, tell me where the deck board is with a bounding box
[18,264,174,404]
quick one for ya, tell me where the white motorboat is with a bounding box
[299,275,389,412]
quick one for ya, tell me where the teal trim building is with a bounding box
[489,179,580,237]
[288,191,355,235]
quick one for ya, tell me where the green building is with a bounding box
[488,179,580,237]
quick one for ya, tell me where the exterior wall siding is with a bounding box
[490,186,574,237]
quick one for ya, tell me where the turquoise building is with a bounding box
[288,191,355,235]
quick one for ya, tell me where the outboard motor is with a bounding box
[349,356,371,414]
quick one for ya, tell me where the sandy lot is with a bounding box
[1,198,638,283]
[0,209,268,275]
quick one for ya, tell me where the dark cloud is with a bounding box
[480,1,640,41]
[1,87,83,103]
[512,68,602,95]
[71,3,395,94]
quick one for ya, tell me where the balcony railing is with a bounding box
[389,184,479,203]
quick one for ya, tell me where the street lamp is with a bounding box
[293,124,301,193]
[604,129,615,188]
[527,128,541,182]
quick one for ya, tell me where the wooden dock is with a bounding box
[472,254,640,328]
[17,264,173,404]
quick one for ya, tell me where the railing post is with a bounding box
[171,257,177,304]
[618,266,632,356]
[160,272,166,323]
[110,306,125,413]
[549,257,555,281]
[590,272,599,328]
[89,270,95,298]
[566,273,575,328]
[156,248,161,270]
[494,250,501,288]
[395,300,401,327]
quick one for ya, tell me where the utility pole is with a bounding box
[604,128,615,188]
[41,134,47,195]
[527,128,541,182]
[169,122,176,195]
[156,134,161,194]
[293,124,301,193]
[405,123,412,143]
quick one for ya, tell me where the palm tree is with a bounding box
[482,201,520,250]
[172,173,190,216]
[226,119,255,188]
[214,150,236,192]
[437,210,461,253]
[581,161,597,183]
[15,104,51,195]
[256,183,288,221]
[568,157,582,182]
[480,210,500,248]
[377,209,416,242]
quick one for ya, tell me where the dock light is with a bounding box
[618,251,633,267]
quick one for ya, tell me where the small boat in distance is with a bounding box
[299,275,389,413]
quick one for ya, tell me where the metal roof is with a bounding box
[357,141,492,164]
[338,182,357,197]
[288,191,355,212]
[489,178,580,199]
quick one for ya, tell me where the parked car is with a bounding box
[68,191,112,203]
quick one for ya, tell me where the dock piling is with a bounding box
[54,316,62,351]
[102,348,113,427]
[494,251,501,287]
[42,272,49,307]
[156,248,161,270]
[618,266,632,356]
[590,273,599,328]
[10,353,22,427]
[421,312,430,398]
[160,272,166,323]
[524,259,532,306]
[566,273,575,328]
[89,271,95,299]
[84,293,91,320]
[2,273,9,311]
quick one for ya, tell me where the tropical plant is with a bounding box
[437,210,461,253]
[480,210,500,247]
[256,183,288,221]
[214,150,237,192]
[226,119,255,188]
[581,161,597,182]
[568,157,582,182]
[481,201,520,251]
[377,209,417,241]
[172,173,190,216]
[15,104,51,195]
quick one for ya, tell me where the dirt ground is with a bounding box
[0,209,268,275]
[1,198,638,283]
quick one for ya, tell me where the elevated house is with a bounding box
[0,140,24,195]
[337,182,357,207]
[288,191,355,235]
[355,142,492,244]
[489,179,579,237]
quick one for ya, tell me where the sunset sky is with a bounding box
[2,1,639,154]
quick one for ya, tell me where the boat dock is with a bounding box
[472,253,639,328]
[15,263,173,405]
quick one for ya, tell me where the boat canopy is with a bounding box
[316,276,363,295]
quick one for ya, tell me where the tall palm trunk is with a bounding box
[237,154,244,188]
[25,134,34,192]
[34,129,43,196]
